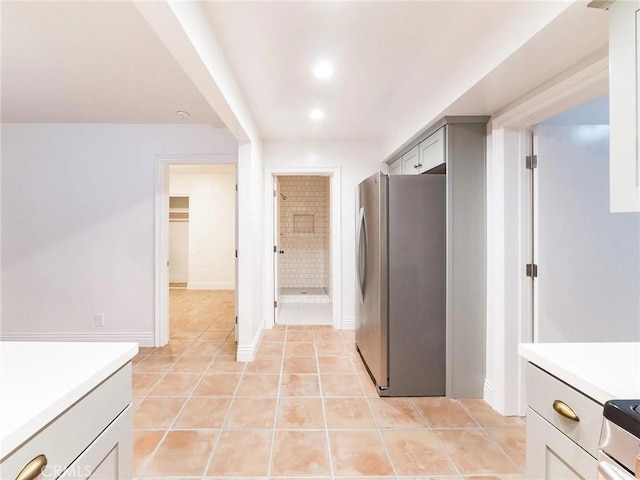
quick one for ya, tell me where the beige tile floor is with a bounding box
[133,290,525,480]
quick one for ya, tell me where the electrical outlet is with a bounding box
[94,314,104,327]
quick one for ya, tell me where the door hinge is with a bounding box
[235,316,238,325]
[235,184,238,192]
[274,245,277,253]
[526,155,538,170]
[274,300,278,308]
[526,263,538,278]
[235,249,238,258]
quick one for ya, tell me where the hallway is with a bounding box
[132,290,525,479]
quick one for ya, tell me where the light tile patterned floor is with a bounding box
[133,290,525,479]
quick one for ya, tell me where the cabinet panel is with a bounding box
[401,146,420,175]
[389,158,403,175]
[59,406,133,479]
[526,363,602,457]
[419,127,445,173]
[0,364,131,479]
[526,408,596,480]
[609,0,640,212]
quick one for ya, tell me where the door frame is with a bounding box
[263,167,342,330]
[154,154,237,347]
[486,54,608,414]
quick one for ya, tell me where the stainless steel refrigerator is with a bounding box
[355,172,446,397]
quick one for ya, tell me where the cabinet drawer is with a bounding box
[526,407,596,480]
[0,363,131,479]
[526,363,603,457]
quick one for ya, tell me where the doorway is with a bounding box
[274,175,332,325]
[154,155,237,347]
[529,96,640,343]
[169,196,189,289]
[264,167,342,331]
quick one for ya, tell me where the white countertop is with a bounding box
[0,341,137,460]
[519,342,640,405]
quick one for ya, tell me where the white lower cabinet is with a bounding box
[0,364,132,480]
[527,408,597,480]
[59,406,132,479]
[525,363,600,480]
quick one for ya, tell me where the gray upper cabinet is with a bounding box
[418,127,445,173]
[388,127,445,174]
[401,145,420,175]
[608,0,640,212]
[389,158,403,175]
[383,116,489,398]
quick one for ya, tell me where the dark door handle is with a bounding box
[279,250,285,254]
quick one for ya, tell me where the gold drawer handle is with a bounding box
[553,399,579,422]
[15,454,47,480]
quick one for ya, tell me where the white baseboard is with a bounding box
[236,326,262,362]
[187,281,235,290]
[0,331,155,347]
[341,316,356,330]
[483,379,494,406]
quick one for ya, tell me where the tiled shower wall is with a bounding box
[278,176,331,295]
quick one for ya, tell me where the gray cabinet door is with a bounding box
[401,145,420,175]
[419,127,445,173]
[389,158,403,175]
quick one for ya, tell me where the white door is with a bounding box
[534,124,640,343]
[234,172,239,342]
[169,220,188,285]
[273,177,281,323]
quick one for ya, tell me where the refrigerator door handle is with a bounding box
[356,207,367,299]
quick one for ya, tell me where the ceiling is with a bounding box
[1,1,224,125]
[202,1,608,144]
[1,1,609,148]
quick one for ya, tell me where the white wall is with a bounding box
[1,124,237,345]
[134,1,265,359]
[536,124,640,342]
[170,170,236,289]
[263,140,384,328]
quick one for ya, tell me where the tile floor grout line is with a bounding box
[266,327,287,478]
[133,343,193,477]
[315,329,336,478]
[137,294,231,478]
[477,424,523,474]
[137,291,525,479]
[200,351,246,477]
[359,379,399,478]
[456,400,526,472]
[140,340,222,476]
[411,397,462,478]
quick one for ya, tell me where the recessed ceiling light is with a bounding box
[309,108,325,120]
[176,110,190,120]
[312,61,333,80]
